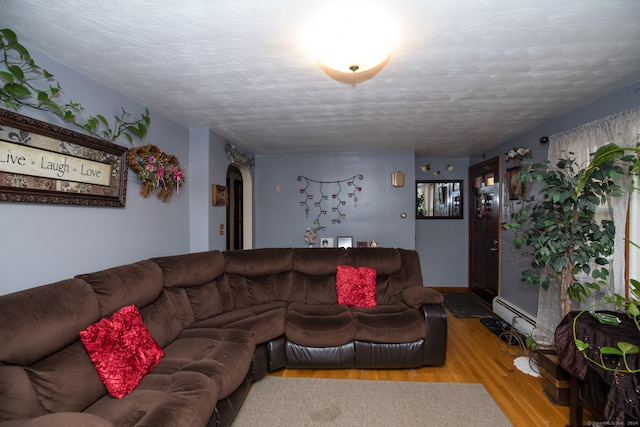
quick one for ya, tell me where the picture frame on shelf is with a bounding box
[337,236,353,248]
[357,241,368,248]
[320,237,333,248]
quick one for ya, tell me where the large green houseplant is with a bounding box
[505,156,623,321]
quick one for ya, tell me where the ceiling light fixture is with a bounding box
[304,2,398,85]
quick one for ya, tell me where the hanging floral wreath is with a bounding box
[127,144,185,202]
[504,146,532,163]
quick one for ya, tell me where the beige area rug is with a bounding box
[232,377,513,426]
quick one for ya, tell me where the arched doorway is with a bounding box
[226,163,253,250]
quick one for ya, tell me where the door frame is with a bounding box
[468,156,501,303]
[226,162,253,250]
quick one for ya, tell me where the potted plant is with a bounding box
[505,156,622,322]
[570,140,640,372]
[504,155,625,403]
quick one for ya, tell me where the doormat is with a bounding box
[442,293,495,318]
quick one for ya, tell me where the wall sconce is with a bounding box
[391,171,405,187]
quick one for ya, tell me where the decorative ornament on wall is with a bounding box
[298,174,364,230]
[128,144,185,203]
[225,143,254,169]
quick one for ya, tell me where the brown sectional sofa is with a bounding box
[0,247,447,427]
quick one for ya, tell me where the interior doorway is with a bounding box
[226,163,253,250]
[468,157,501,306]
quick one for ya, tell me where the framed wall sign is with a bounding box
[416,180,463,219]
[0,109,128,207]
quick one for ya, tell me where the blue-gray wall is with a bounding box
[254,151,416,250]
[2,42,638,308]
[413,157,470,287]
[471,81,640,316]
[0,46,218,295]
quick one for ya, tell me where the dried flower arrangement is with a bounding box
[127,144,185,202]
[505,146,532,163]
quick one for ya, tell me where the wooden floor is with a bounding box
[268,307,596,427]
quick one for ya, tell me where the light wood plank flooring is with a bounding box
[268,307,596,426]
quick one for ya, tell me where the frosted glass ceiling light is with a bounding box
[304,2,398,84]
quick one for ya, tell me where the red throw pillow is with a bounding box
[336,265,377,308]
[80,304,164,399]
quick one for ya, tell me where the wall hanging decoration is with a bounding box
[127,144,185,203]
[298,174,363,230]
[0,109,128,207]
[225,143,254,169]
[211,184,228,206]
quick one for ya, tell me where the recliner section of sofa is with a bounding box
[0,247,447,427]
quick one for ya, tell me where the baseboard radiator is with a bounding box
[492,296,537,336]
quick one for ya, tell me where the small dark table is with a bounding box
[555,311,640,426]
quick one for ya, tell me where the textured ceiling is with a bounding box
[2,0,640,157]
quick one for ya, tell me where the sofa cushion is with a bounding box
[139,291,184,347]
[336,265,377,308]
[351,303,426,343]
[186,277,230,320]
[224,249,294,308]
[285,302,355,347]
[0,278,100,365]
[24,341,105,413]
[189,302,286,345]
[153,250,226,288]
[77,260,163,318]
[402,286,444,308]
[0,412,116,427]
[80,305,164,399]
[84,371,217,427]
[347,248,406,304]
[154,328,255,400]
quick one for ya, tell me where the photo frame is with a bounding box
[506,166,524,200]
[0,109,128,207]
[337,236,353,248]
[212,184,228,205]
[356,241,368,248]
[416,180,463,219]
[320,237,333,248]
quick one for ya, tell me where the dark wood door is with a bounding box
[226,168,243,251]
[232,179,243,250]
[469,157,501,305]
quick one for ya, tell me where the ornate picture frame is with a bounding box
[0,109,128,207]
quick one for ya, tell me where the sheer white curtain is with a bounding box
[536,107,640,344]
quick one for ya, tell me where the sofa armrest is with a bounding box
[0,413,115,427]
[402,286,444,308]
[420,303,448,366]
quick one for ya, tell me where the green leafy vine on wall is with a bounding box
[0,28,149,145]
